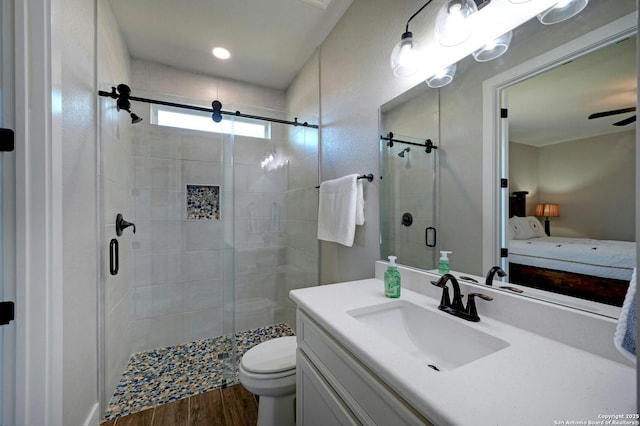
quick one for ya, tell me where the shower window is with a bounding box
[151,104,270,139]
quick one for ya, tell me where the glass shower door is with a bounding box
[380,132,438,270]
[0,0,15,423]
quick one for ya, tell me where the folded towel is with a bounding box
[614,268,637,363]
[356,178,365,226]
[317,174,364,247]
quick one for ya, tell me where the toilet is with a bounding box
[238,336,297,426]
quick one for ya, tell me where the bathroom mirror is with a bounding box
[501,34,636,311]
[380,7,636,318]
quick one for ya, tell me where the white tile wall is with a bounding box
[104,55,321,360]
[127,119,299,349]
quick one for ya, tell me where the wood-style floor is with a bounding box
[101,384,258,426]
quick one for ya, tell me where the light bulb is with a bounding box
[390,32,419,77]
[434,0,478,47]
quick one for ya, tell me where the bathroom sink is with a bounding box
[347,300,509,371]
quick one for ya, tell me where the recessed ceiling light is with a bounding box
[299,0,333,9]
[212,47,231,60]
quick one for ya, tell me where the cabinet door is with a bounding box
[297,351,360,426]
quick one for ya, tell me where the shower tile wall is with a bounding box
[129,125,228,353]
[281,124,319,324]
[128,124,290,353]
[233,129,288,327]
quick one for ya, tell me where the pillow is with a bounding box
[507,220,517,240]
[509,216,546,240]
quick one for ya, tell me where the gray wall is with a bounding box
[510,142,540,213]
[511,131,635,241]
[312,0,636,280]
[315,1,430,283]
[61,0,100,423]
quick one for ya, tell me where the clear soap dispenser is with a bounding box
[385,256,401,298]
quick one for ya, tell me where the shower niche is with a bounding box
[186,184,220,220]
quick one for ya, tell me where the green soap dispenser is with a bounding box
[438,251,452,274]
[385,256,401,298]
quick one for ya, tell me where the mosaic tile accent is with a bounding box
[105,323,295,420]
[186,185,220,220]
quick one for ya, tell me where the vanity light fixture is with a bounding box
[434,0,491,47]
[537,0,589,25]
[426,63,457,88]
[472,30,513,62]
[390,0,435,77]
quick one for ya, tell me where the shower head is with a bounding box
[130,112,143,124]
[398,147,411,158]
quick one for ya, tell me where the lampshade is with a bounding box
[426,63,457,88]
[508,0,530,3]
[535,203,560,217]
[435,0,478,47]
[390,31,419,77]
[537,0,589,25]
[472,31,513,62]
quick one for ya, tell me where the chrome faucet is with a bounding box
[431,273,493,322]
[485,266,507,286]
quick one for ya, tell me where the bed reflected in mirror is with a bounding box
[503,35,636,308]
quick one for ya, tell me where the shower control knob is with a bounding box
[116,213,136,236]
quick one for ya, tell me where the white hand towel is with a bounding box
[317,174,362,247]
[614,268,637,363]
[355,179,365,226]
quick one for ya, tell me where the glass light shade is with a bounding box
[390,32,419,77]
[537,0,589,25]
[472,31,513,62]
[426,63,457,88]
[434,0,478,47]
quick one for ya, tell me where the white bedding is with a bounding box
[508,236,635,281]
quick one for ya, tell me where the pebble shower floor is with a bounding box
[105,323,295,420]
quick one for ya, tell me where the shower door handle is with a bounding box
[110,238,119,275]
[0,301,14,325]
[425,227,436,247]
[0,128,14,151]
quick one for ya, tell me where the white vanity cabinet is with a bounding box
[296,309,432,426]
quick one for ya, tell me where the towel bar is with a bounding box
[316,174,374,188]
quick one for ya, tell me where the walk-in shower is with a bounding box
[98,85,319,420]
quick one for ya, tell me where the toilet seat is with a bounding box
[238,336,297,426]
[240,336,297,375]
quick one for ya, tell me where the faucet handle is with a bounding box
[465,293,493,322]
[431,281,451,310]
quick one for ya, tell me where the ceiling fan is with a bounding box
[588,107,636,126]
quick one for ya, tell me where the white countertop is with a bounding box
[290,278,636,426]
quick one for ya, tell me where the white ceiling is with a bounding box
[108,0,353,90]
[506,35,637,147]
